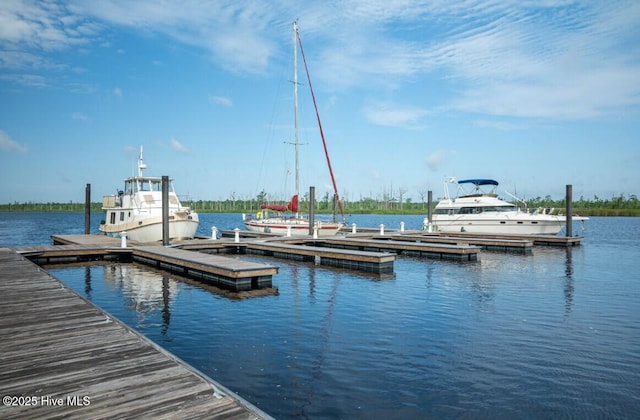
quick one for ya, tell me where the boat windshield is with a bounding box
[435,205,518,215]
[125,178,168,194]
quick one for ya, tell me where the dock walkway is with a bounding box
[134,245,276,290]
[386,233,534,254]
[313,237,481,261]
[46,235,278,291]
[246,241,396,274]
[0,249,270,419]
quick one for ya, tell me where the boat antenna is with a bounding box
[505,190,527,210]
[296,22,345,220]
[138,145,147,177]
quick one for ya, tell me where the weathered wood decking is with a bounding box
[0,249,270,419]
[246,242,396,274]
[133,245,276,290]
[385,233,534,254]
[438,232,584,247]
[45,235,278,291]
[310,237,481,261]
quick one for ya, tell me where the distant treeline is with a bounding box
[2,193,639,216]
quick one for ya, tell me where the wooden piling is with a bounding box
[308,186,315,236]
[427,190,433,225]
[162,176,169,246]
[566,184,573,237]
[84,183,91,234]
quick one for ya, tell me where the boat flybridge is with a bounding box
[100,147,199,242]
[423,177,588,235]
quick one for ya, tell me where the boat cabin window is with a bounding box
[109,212,116,224]
[435,205,517,215]
[125,179,165,194]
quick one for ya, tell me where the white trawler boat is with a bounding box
[100,147,199,242]
[424,177,588,235]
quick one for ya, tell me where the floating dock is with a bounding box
[133,245,275,290]
[307,237,481,261]
[39,235,279,292]
[246,241,396,274]
[0,249,270,419]
[384,233,534,254]
[436,232,584,247]
[220,230,482,261]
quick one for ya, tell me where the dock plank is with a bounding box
[387,233,534,254]
[0,250,270,419]
[314,237,481,261]
[133,245,278,279]
[245,242,396,274]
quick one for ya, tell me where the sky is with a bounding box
[1,0,639,205]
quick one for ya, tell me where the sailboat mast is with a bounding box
[296,24,345,220]
[293,21,300,214]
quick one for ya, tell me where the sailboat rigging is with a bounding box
[243,21,345,236]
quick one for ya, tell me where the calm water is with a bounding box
[1,212,639,419]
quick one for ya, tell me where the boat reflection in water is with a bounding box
[103,264,178,333]
[56,262,279,335]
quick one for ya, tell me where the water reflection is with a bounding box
[564,247,574,314]
[103,264,178,331]
[84,265,91,298]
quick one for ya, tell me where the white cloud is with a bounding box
[71,112,88,121]
[0,73,47,87]
[0,130,28,153]
[425,150,447,172]
[2,0,638,122]
[363,101,429,128]
[209,95,232,107]
[0,0,98,50]
[113,87,122,97]
[170,138,189,153]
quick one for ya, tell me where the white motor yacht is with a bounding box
[424,177,588,235]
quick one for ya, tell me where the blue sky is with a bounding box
[1,0,638,205]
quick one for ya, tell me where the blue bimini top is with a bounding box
[458,179,499,186]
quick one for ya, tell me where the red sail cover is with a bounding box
[260,195,299,213]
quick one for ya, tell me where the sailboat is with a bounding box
[243,21,345,237]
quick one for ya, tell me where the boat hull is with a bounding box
[427,214,586,235]
[100,215,199,242]
[244,218,343,236]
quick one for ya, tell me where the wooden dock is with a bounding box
[0,249,271,419]
[438,232,585,247]
[39,235,278,292]
[246,242,396,274]
[384,233,534,254]
[133,245,276,290]
[309,237,481,261]
[217,230,481,262]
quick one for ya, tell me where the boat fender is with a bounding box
[257,211,263,219]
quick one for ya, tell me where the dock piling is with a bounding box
[308,186,316,236]
[162,176,169,246]
[84,183,91,234]
[566,184,573,237]
[428,190,433,225]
